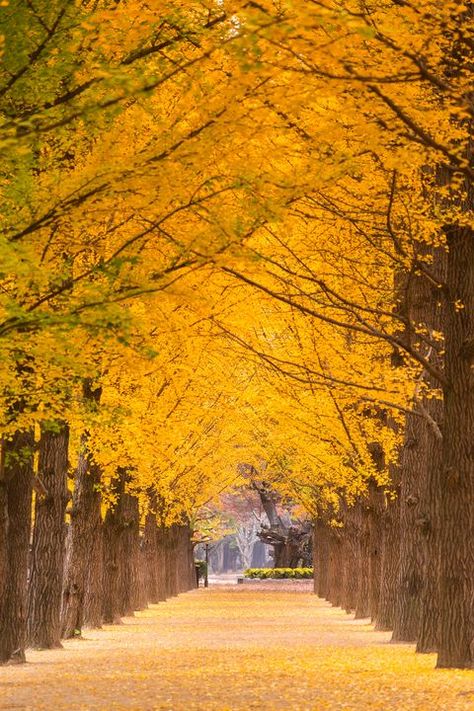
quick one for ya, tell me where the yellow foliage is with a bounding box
[1,0,470,526]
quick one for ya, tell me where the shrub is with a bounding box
[244,567,313,579]
[195,560,207,576]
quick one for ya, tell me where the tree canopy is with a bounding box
[1,0,473,670]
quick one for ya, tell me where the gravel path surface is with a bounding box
[1,587,473,710]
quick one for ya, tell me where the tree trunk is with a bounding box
[223,537,233,571]
[274,541,293,567]
[254,480,311,567]
[0,470,7,649]
[101,469,141,623]
[188,537,197,591]
[354,501,370,619]
[315,518,330,599]
[61,380,102,637]
[28,423,69,649]
[417,397,443,653]
[143,491,167,604]
[368,482,384,624]
[391,246,446,646]
[155,525,167,601]
[102,502,122,624]
[376,491,400,631]
[61,432,103,638]
[0,431,34,664]
[177,525,187,593]
[326,527,343,607]
[138,537,148,607]
[83,518,104,629]
[143,511,159,604]
[164,525,179,597]
[437,226,474,669]
[176,523,193,593]
[118,489,141,616]
[144,510,168,604]
[391,414,427,642]
[312,523,318,595]
[341,505,359,614]
[251,540,268,567]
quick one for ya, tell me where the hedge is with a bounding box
[244,567,313,579]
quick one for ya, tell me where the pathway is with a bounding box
[1,586,473,710]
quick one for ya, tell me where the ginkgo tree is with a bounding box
[208,0,473,669]
[1,0,473,674]
[0,0,297,661]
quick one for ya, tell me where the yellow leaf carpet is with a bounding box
[1,585,473,710]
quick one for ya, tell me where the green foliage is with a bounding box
[244,567,313,579]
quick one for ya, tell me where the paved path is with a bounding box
[1,587,473,710]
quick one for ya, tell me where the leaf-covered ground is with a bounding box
[1,585,473,710]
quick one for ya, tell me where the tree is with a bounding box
[1,0,473,673]
[204,0,474,669]
[235,520,260,570]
